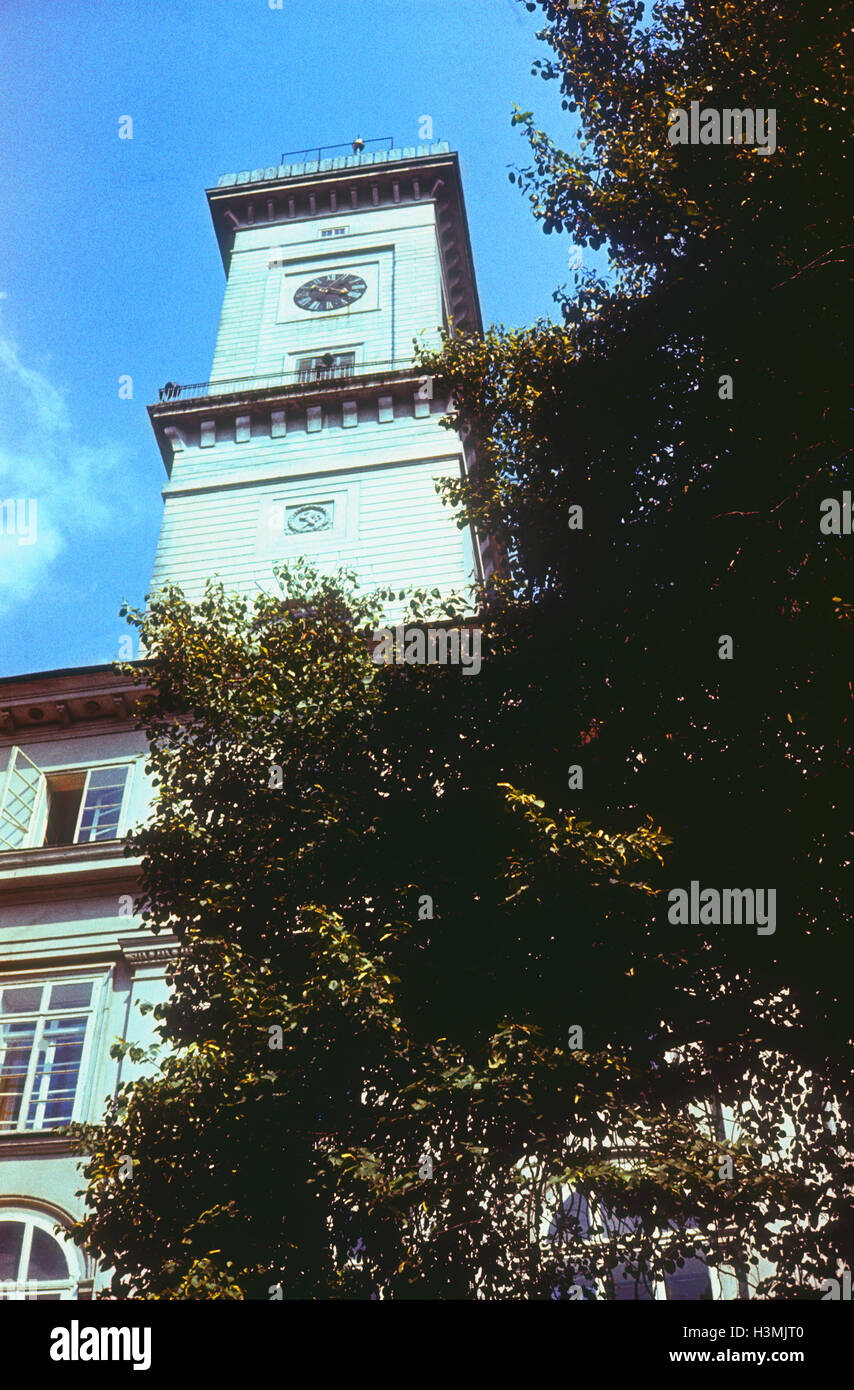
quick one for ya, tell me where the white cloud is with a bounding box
[0,330,132,614]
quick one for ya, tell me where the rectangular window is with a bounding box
[319,226,348,238]
[0,977,102,1132]
[0,752,131,851]
[296,352,356,385]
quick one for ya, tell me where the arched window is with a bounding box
[0,1210,79,1300]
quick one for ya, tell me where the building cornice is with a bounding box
[147,366,445,472]
[0,665,151,741]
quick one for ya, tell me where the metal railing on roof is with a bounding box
[153,357,425,405]
[279,137,394,164]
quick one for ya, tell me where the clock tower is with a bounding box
[148,141,492,611]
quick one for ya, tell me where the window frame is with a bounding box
[0,1208,80,1300]
[0,746,44,850]
[295,350,358,385]
[0,752,136,852]
[0,970,110,1134]
[67,762,132,846]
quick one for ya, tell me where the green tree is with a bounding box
[70,560,802,1299]
[419,0,852,1291]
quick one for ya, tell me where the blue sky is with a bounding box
[0,0,582,677]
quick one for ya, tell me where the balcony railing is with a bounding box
[279,136,394,164]
[153,357,425,405]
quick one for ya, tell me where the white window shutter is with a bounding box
[0,747,45,850]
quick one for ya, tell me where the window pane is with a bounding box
[0,1020,36,1130]
[0,985,42,1013]
[26,1016,86,1129]
[27,1226,68,1282]
[0,755,42,849]
[665,1255,712,1300]
[87,766,129,791]
[76,767,128,843]
[550,1190,591,1242]
[49,982,93,1010]
[611,1264,655,1300]
[0,1222,24,1282]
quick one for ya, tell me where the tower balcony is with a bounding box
[147,358,449,472]
[151,355,426,407]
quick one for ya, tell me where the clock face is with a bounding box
[293,272,367,312]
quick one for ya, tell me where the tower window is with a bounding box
[296,352,356,385]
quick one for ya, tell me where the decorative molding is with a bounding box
[285,502,333,535]
[120,944,181,968]
[0,1134,75,1160]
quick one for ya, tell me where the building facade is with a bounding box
[0,665,174,1299]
